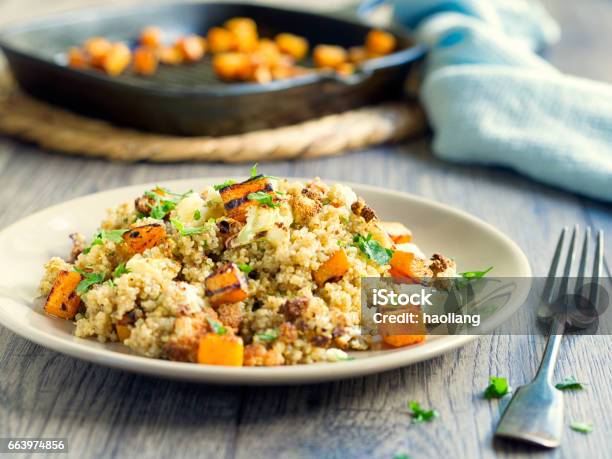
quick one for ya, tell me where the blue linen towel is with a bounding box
[363,0,612,202]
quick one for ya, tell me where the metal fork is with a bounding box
[494,226,604,448]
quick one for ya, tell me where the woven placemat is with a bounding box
[0,69,426,162]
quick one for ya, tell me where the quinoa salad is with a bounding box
[39,168,457,367]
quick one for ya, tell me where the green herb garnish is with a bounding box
[237,263,253,274]
[555,377,585,391]
[74,268,106,295]
[83,228,129,254]
[484,376,510,399]
[207,317,227,335]
[145,188,192,220]
[570,422,593,434]
[193,209,202,220]
[213,179,236,191]
[248,191,280,208]
[460,266,493,280]
[407,401,438,424]
[170,218,207,236]
[353,234,393,265]
[256,329,279,342]
[250,163,259,177]
[112,262,130,278]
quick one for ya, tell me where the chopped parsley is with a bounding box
[83,228,129,254]
[237,263,253,274]
[256,329,279,342]
[250,163,259,177]
[74,268,106,295]
[484,376,510,399]
[213,179,236,191]
[145,188,192,220]
[170,218,207,236]
[407,401,439,424]
[248,191,280,208]
[207,317,227,335]
[555,377,585,391]
[460,266,493,280]
[193,209,202,220]
[353,234,393,265]
[570,422,593,434]
[112,262,130,278]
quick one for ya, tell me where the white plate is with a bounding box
[0,178,531,384]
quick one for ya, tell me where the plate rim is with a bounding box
[0,177,532,384]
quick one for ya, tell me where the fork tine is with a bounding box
[577,227,590,281]
[543,228,567,303]
[552,226,577,303]
[589,230,604,309]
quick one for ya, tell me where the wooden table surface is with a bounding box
[0,1,611,458]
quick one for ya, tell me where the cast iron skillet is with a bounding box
[0,2,425,136]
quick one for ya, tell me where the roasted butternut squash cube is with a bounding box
[176,35,206,62]
[224,17,258,52]
[159,45,184,65]
[365,29,396,56]
[383,334,425,347]
[337,62,355,76]
[116,324,131,342]
[314,249,350,286]
[123,224,167,254]
[389,251,433,280]
[139,26,162,48]
[380,221,412,244]
[212,52,253,81]
[205,263,249,307]
[67,48,89,69]
[275,33,309,61]
[133,46,159,75]
[388,250,415,279]
[348,46,368,64]
[83,37,112,67]
[101,43,131,76]
[198,333,244,366]
[44,270,82,319]
[313,45,348,70]
[219,175,273,222]
[207,27,236,53]
[252,39,283,67]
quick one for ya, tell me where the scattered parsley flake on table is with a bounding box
[555,377,585,390]
[570,422,593,434]
[407,400,439,424]
[484,376,510,399]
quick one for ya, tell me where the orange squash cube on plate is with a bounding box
[123,224,167,254]
[83,37,112,67]
[218,175,273,221]
[380,221,412,244]
[44,270,82,319]
[205,263,249,307]
[225,17,258,52]
[198,333,244,366]
[314,249,350,286]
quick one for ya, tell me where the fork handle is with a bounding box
[534,316,565,384]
